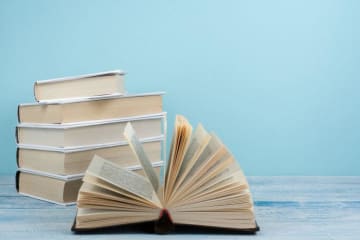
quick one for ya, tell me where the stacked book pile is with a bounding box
[15,70,166,205]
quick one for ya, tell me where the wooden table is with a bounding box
[1,176,359,239]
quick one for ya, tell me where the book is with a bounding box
[72,116,259,233]
[16,113,166,148]
[17,137,164,176]
[18,92,163,124]
[34,70,125,102]
[16,161,163,205]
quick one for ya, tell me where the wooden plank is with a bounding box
[0,202,359,239]
[0,196,73,209]
[4,176,359,200]
[3,176,360,204]
[255,201,360,240]
[4,175,360,184]
[248,176,360,201]
[0,176,360,239]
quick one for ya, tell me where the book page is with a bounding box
[173,159,245,206]
[78,182,157,209]
[86,155,161,207]
[176,173,249,207]
[124,123,160,192]
[184,133,223,180]
[168,133,223,204]
[168,147,232,204]
[164,115,192,203]
[171,124,211,193]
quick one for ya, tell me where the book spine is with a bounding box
[154,209,174,234]
[33,81,39,102]
[15,171,20,192]
[15,126,19,144]
[16,148,20,168]
[17,104,21,123]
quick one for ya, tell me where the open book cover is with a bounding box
[72,115,259,234]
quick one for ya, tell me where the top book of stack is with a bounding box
[33,70,125,103]
[19,70,164,124]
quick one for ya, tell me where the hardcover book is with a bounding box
[16,162,163,205]
[16,113,166,148]
[17,137,164,176]
[34,70,125,102]
[18,92,163,124]
[72,116,259,233]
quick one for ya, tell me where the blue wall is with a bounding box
[1,0,359,175]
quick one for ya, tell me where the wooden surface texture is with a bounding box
[1,176,359,239]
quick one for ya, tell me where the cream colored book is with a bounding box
[72,116,259,233]
[18,92,164,124]
[16,113,166,148]
[16,170,83,205]
[16,162,163,205]
[34,70,125,102]
[17,137,164,176]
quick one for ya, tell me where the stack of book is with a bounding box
[15,70,166,205]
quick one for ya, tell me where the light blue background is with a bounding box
[1,0,359,175]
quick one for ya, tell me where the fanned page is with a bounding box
[163,116,192,203]
[74,155,162,230]
[163,115,258,230]
[124,123,160,192]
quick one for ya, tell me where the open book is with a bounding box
[72,115,259,233]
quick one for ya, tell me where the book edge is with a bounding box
[17,135,164,152]
[17,161,164,181]
[15,126,19,144]
[71,220,260,234]
[19,91,166,106]
[15,171,76,206]
[17,112,167,129]
[17,104,21,122]
[35,70,125,85]
[16,147,20,168]
[19,192,76,206]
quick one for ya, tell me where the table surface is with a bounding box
[1,176,359,239]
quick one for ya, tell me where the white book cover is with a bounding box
[34,70,127,103]
[18,161,164,180]
[16,112,168,165]
[21,91,165,105]
[35,70,125,84]
[17,112,166,129]
[17,135,164,152]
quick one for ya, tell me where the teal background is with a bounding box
[1,0,359,175]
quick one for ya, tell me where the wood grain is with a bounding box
[1,175,359,239]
